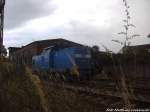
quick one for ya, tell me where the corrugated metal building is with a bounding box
[9,38,83,65]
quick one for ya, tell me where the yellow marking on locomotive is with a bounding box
[66,53,80,77]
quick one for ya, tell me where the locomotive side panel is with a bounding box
[32,46,92,80]
[53,48,74,72]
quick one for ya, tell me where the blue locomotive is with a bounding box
[32,46,92,80]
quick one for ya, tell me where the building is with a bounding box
[8,47,21,61]
[129,44,150,53]
[8,38,83,65]
[120,44,150,54]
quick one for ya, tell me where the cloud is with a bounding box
[4,0,56,29]
[3,0,150,53]
[60,20,122,52]
[2,0,128,52]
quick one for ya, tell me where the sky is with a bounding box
[4,0,150,52]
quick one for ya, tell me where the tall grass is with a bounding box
[25,67,50,112]
[107,0,142,108]
[0,62,44,112]
[43,81,108,112]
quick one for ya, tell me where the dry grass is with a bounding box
[26,67,50,112]
[0,62,43,112]
[0,61,148,112]
[43,81,108,112]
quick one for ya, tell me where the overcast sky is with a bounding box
[4,0,150,52]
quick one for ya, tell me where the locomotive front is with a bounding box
[73,47,92,80]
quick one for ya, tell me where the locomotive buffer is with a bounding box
[0,0,5,56]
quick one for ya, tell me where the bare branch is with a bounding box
[123,19,128,23]
[113,0,140,48]
[132,34,140,37]
[128,24,136,28]
[127,16,131,19]
[125,10,129,15]
[124,25,128,30]
[112,40,123,45]
[101,44,113,53]
[124,2,127,6]
[127,42,131,46]
[118,32,127,35]
[128,34,140,40]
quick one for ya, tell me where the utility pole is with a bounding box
[0,0,5,56]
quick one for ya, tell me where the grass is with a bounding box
[43,81,109,112]
[0,62,44,112]
[26,67,50,112]
[0,61,116,112]
[0,60,149,112]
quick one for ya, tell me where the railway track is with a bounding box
[43,78,150,107]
